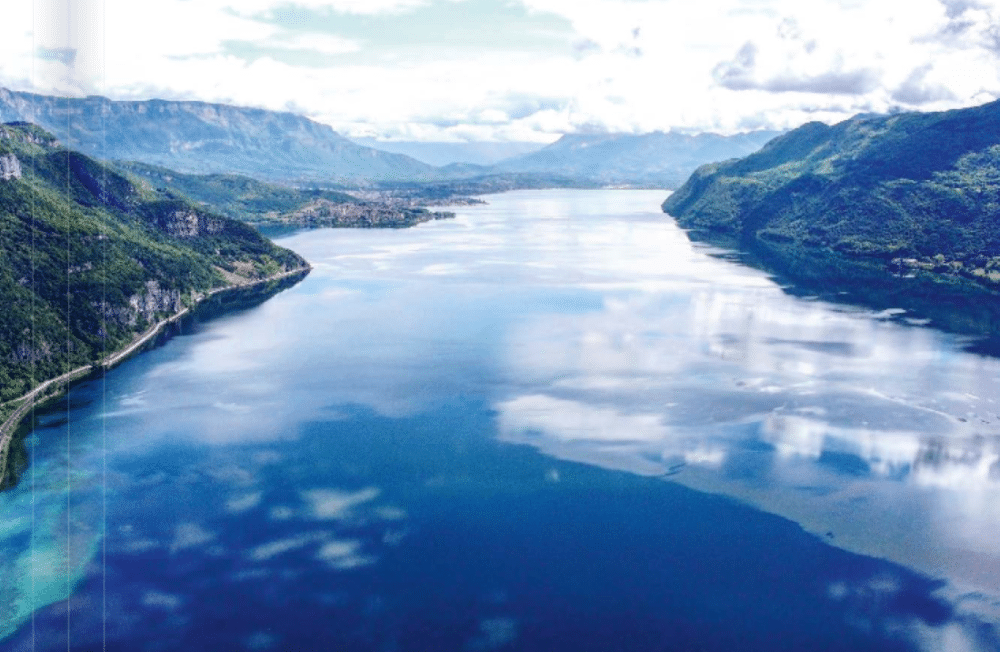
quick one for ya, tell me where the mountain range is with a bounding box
[1,88,779,189]
[487,130,782,188]
[350,138,546,166]
[0,88,435,184]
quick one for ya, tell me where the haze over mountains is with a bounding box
[1,88,779,189]
[350,139,547,167]
[0,88,435,184]
[487,131,782,188]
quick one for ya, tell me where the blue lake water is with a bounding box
[2,189,1000,651]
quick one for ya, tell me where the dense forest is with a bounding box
[663,99,1000,283]
[0,122,306,402]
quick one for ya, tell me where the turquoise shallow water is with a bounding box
[2,189,999,651]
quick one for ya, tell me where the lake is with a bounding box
[2,189,999,651]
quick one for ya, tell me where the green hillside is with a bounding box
[115,161,361,221]
[0,122,308,402]
[116,161,452,227]
[662,100,1000,330]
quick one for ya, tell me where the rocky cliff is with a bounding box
[93,280,184,331]
[0,88,434,183]
[153,207,226,237]
[0,154,20,181]
[0,122,308,402]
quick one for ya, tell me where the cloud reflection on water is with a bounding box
[105,190,1000,613]
[8,190,999,643]
[493,232,1000,616]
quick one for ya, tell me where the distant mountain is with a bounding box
[662,99,1000,327]
[0,88,435,183]
[490,130,781,188]
[352,138,547,166]
[0,88,779,190]
[116,161,448,228]
[0,121,307,405]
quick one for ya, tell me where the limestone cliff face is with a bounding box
[0,122,58,147]
[93,280,185,330]
[8,280,186,365]
[0,87,434,183]
[128,280,184,320]
[154,208,226,237]
[0,154,21,180]
[0,119,309,414]
[8,340,55,364]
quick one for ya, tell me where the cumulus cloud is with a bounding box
[715,50,881,94]
[241,0,441,15]
[271,33,362,55]
[169,0,452,18]
[29,0,105,93]
[713,34,882,95]
[3,0,1000,142]
[892,64,958,104]
[939,0,985,19]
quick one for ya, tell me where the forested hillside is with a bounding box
[0,122,307,402]
[663,100,1000,291]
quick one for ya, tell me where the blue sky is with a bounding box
[3,0,1000,141]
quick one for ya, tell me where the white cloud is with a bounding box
[276,33,362,55]
[227,0,441,16]
[0,3,34,88]
[3,0,999,139]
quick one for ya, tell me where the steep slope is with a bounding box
[492,130,781,187]
[0,122,308,403]
[663,100,1000,280]
[0,88,435,183]
[661,100,1000,337]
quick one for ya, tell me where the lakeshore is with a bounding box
[1,190,998,649]
[0,265,311,490]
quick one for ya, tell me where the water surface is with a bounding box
[2,189,999,651]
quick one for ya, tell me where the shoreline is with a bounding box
[0,265,311,490]
[675,225,1000,346]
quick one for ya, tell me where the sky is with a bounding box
[1,0,999,142]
